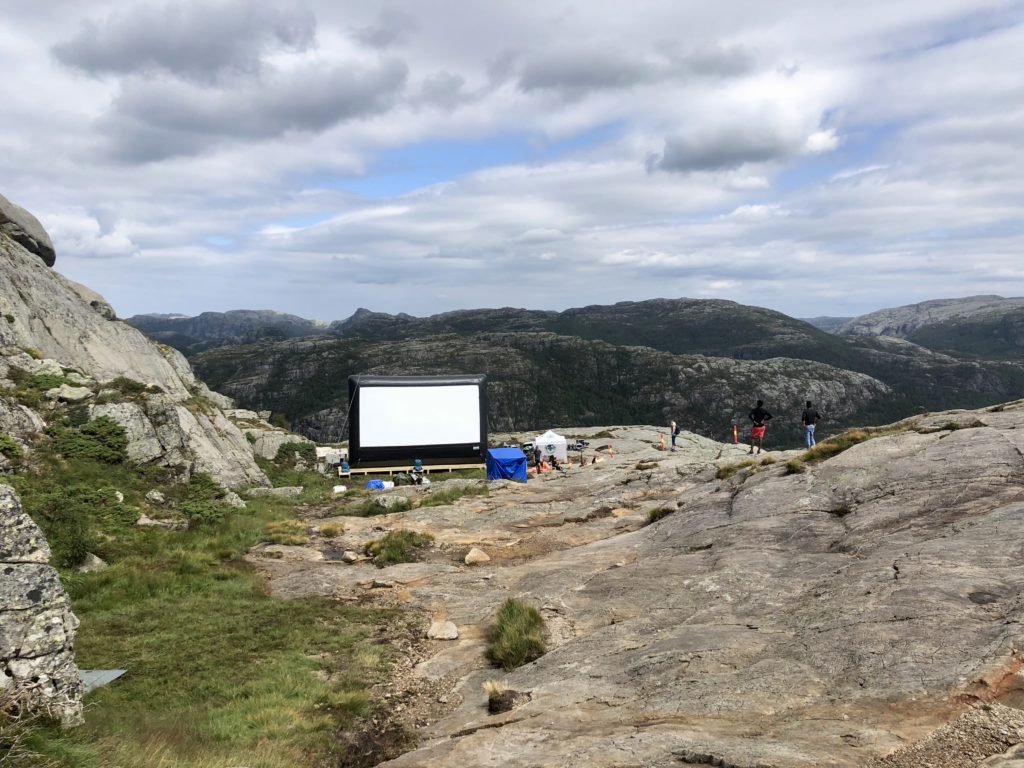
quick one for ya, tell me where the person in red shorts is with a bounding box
[748,399,772,454]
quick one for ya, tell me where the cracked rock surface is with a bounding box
[253,410,1024,766]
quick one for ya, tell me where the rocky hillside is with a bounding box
[252,402,1024,767]
[837,295,1024,360]
[0,192,268,489]
[1,191,301,726]
[126,310,329,355]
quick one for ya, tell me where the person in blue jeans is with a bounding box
[801,401,821,447]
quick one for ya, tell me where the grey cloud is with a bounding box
[518,44,754,97]
[354,8,415,48]
[419,71,469,109]
[653,128,797,173]
[52,0,316,83]
[104,59,409,162]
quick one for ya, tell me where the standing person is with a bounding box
[801,401,821,448]
[670,420,680,451]
[748,400,772,454]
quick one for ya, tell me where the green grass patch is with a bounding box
[341,495,412,518]
[485,598,546,671]
[785,458,806,475]
[263,519,308,546]
[419,483,488,508]
[801,425,911,465]
[8,437,394,767]
[364,529,434,567]
[253,456,332,503]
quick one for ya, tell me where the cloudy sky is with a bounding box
[2,1,1023,321]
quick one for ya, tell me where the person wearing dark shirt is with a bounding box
[801,401,821,448]
[670,419,681,451]
[748,400,772,454]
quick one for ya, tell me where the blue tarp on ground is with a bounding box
[486,447,528,482]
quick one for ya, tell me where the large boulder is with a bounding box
[0,192,55,267]
[0,486,82,725]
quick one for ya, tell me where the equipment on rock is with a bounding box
[533,429,568,462]
[486,447,528,482]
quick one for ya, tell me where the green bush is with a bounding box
[51,416,128,464]
[186,471,226,501]
[25,486,134,567]
[275,441,317,466]
[364,529,434,567]
[106,376,148,395]
[0,433,24,467]
[181,499,226,529]
[486,598,546,671]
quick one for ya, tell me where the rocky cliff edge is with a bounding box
[0,192,266,489]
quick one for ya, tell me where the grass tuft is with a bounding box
[485,598,546,671]
[785,458,806,475]
[263,519,308,546]
[364,529,434,567]
[419,483,488,508]
[716,459,754,480]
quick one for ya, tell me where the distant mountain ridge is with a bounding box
[127,309,329,354]
[131,296,1024,442]
[835,295,1024,360]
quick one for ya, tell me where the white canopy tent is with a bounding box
[534,429,568,462]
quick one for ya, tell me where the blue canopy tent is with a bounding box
[486,447,528,482]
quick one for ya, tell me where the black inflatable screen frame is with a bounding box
[347,374,488,466]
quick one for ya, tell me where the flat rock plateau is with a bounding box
[249,406,1024,767]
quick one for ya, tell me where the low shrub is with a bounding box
[320,524,342,538]
[785,458,806,475]
[485,598,546,671]
[105,376,148,396]
[274,441,317,467]
[716,460,754,480]
[181,499,226,529]
[50,417,128,464]
[0,433,24,468]
[25,486,135,567]
[647,506,673,524]
[364,529,434,567]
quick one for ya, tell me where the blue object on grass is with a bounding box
[366,479,386,490]
[486,447,528,482]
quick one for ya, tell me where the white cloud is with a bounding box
[0,0,1019,321]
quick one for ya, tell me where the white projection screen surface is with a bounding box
[359,385,481,448]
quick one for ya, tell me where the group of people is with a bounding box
[668,400,823,455]
[746,400,822,454]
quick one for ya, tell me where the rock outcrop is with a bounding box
[253,407,1024,766]
[0,192,267,488]
[0,486,82,725]
[0,192,55,267]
